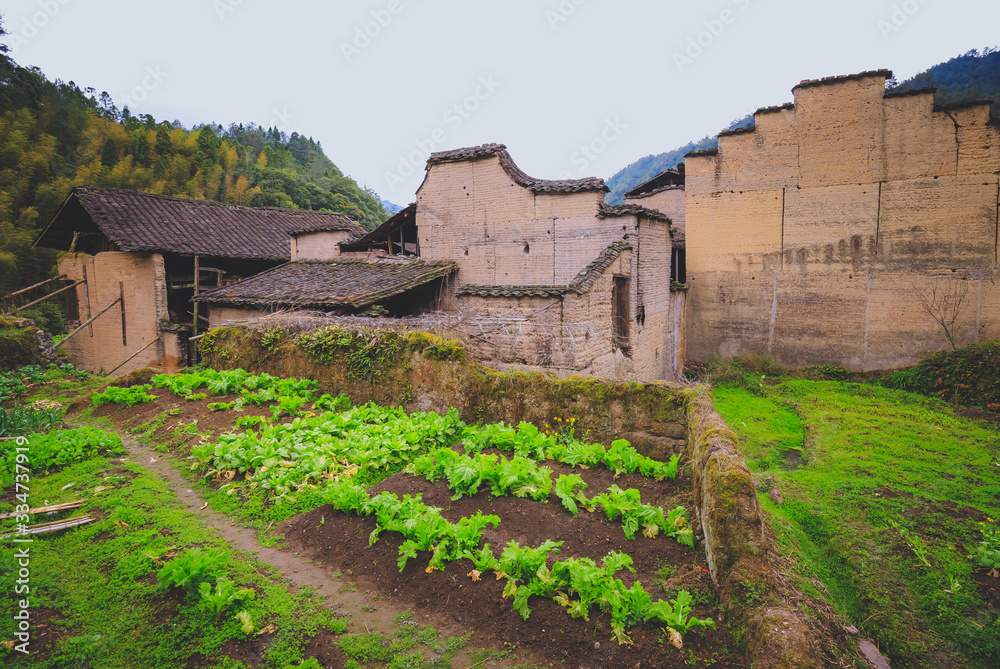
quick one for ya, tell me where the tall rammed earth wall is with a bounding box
[685,71,1000,370]
[198,325,822,667]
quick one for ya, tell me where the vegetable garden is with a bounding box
[75,367,743,668]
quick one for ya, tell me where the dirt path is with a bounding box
[117,433,529,668]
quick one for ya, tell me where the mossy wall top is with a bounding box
[199,325,690,457]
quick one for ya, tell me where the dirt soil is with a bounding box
[286,456,745,669]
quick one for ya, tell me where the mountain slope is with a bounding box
[0,15,389,296]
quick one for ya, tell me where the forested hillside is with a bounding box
[0,16,389,297]
[888,47,1000,116]
[605,47,1000,204]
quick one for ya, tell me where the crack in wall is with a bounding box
[875,182,883,256]
[945,111,961,175]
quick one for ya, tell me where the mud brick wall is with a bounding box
[417,156,623,286]
[685,71,1000,370]
[418,153,681,381]
[624,186,686,232]
[291,230,354,260]
[59,251,182,375]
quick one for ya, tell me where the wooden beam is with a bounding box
[56,297,121,348]
[11,280,85,313]
[119,281,126,346]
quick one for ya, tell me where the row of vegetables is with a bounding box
[324,480,714,646]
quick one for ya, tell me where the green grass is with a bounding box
[0,455,342,668]
[713,380,1000,668]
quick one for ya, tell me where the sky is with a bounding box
[3,0,999,205]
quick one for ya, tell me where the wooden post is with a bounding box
[119,282,126,347]
[56,297,121,348]
[192,255,200,337]
[81,266,93,337]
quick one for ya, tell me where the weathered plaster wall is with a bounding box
[291,231,352,260]
[686,72,1000,369]
[59,252,180,374]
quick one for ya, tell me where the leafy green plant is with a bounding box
[92,384,157,407]
[976,518,1000,576]
[236,610,254,634]
[554,473,590,514]
[0,426,124,486]
[0,404,61,437]
[156,547,227,594]
[198,577,255,615]
[645,590,716,648]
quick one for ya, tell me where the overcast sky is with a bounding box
[4,0,999,204]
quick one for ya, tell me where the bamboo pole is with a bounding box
[0,500,86,520]
[108,337,160,375]
[11,280,84,313]
[56,297,121,349]
[119,282,126,346]
[3,274,67,300]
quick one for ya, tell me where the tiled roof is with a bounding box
[597,204,672,224]
[718,125,756,138]
[755,102,795,115]
[884,86,937,99]
[34,187,366,261]
[426,144,609,194]
[685,148,718,158]
[457,241,631,298]
[934,98,994,112]
[791,69,893,92]
[340,203,416,252]
[196,258,457,309]
[624,169,685,199]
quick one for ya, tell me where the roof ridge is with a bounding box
[597,203,672,224]
[426,144,608,194]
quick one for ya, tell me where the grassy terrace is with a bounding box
[712,369,1000,668]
